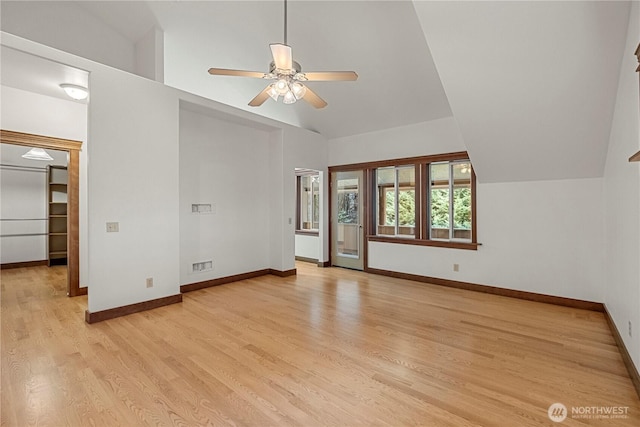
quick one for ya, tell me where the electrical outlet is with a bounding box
[453,263,459,272]
[106,222,119,233]
[629,321,632,337]
[146,277,153,288]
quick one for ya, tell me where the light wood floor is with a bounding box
[1,262,639,426]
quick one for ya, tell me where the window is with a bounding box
[429,161,472,241]
[376,166,416,238]
[368,152,476,250]
[297,174,320,233]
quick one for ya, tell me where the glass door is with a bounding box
[331,170,364,270]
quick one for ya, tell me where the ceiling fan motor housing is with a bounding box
[269,60,302,75]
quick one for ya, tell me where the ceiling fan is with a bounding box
[207,0,357,109]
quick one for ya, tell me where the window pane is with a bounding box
[337,178,359,224]
[397,167,415,237]
[453,162,472,240]
[377,168,395,236]
[384,189,395,226]
[312,176,320,229]
[376,166,415,238]
[337,174,359,257]
[298,175,319,231]
[430,163,450,240]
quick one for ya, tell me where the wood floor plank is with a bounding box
[2,263,639,426]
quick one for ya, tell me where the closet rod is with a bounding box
[0,233,47,237]
[0,218,47,221]
[0,163,48,171]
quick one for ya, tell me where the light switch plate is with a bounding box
[106,222,119,232]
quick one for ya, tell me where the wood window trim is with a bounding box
[295,230,319,237]
[329,151,469,172]
[368,235,479,251]
[295,174,320,234]
[330,151,477,251]
[1,129,85,297]
[633,43,640,162]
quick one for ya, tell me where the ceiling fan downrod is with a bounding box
[283,0,288,45]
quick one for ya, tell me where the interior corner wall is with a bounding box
[87,66,180,313]
[268,130,286,271]
[178,108,270,284]
[284,128,329,267]
[135,27,164,83]
[0,85,89,286]
[328,117,605,303]
[603,1,640,372]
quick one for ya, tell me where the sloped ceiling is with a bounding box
[0,0,452,139]
[0,1,634,183]
[413,1,631,183]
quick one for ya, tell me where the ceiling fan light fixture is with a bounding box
[267,84,279,101]
[275,78,289,95]
[283,90,297,104]
[292,82,307,99]
[207,0,356,108]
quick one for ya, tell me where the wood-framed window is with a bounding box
[364,152,478,250]
[375,165,417,238]
[296,173,320,235]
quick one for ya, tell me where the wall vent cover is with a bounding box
[192,260,213,273]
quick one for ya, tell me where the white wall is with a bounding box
[135,27,164,83]
[370,178,604,302]
[0,86,89,287]
[87,66,180,313]
[329,119,605,303]
[179,108,271,284]
[328,117,465,166]
[603,1,640,372]
[295,234,319,261]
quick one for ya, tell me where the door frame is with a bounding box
[328,166,370,270]
[1,129,85,296]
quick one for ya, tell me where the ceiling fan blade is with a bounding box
[302,87,328,109]
[208,68,265,78]
[248,85,272,107]
[270,43,292,70]
[303,71,359,81]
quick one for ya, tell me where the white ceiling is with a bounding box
[414,1,631,182]
[0,1,633,183]
[0,0,453,139]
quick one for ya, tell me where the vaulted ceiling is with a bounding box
[0,1,633,183]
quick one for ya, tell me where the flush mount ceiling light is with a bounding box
[21,147,54,161]
[207,0,357,108]
[60,83,88,100]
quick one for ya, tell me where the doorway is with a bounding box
[0,130,83,296]
[331,170,365,270]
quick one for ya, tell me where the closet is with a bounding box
[48,165,68,265]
